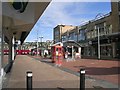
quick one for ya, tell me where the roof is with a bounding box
[62,40,81,47]
[2,2,51,44]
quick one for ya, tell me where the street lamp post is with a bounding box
[37,39,38,56]
[39,36,43,56]
[39,36,43,47]
[34,40,38,56]
[97,27,100,59]
[95,25,100,60]
[95,13,104,59]
[36,29,39,56]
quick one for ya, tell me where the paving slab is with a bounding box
[3,55,120,89]
[3,55,78,89]
[30,55,120,89]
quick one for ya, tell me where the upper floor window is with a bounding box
[55,30,59,35]
[69,32,74,40]
[109,25,112,34]
[86,31,91,39]
[69,32,77,41]
[91,30,95,38]
[105,24,112,35]
[61,35,67,42]
[78,29,86,40]
[95,22,106,36]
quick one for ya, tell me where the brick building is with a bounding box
[53,1,120,59]
[53,25,76,43]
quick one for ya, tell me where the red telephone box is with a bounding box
[51,45,63,66]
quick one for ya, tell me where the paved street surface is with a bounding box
[2,55,120,89]
[62,58,120,85]
[29,55,120,89]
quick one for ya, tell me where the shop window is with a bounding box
[87,47,91,56]
[83,47,91,56]
[83,47,87,56]
[81,47,84,55]
[101,45,112,57]
[91,47,96,56]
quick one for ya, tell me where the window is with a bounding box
[74,33,77,41]
[91,30,96,38]
[69,32,77,41]
[55,30,59,35]
[95,23,106,36]
[101,45,112,57]
[78,29,86,40]
[105,24,112,35]
[100,27,104,36]
[86,31,91,39]
[100,23,105,36]
[109,25,112,34]
[62,35,67,42]
[94,29,97,37]
[69,33,73,40]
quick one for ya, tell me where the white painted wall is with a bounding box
[78,47,81,59]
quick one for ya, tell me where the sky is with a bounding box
[25,0,111,42]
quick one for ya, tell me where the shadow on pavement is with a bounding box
[74,66,120,75]
[41,59,53,64]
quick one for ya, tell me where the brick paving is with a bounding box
[30,55,120,88]
[2,55,90,89]
[62,58,120,85]
[3,55,119,89]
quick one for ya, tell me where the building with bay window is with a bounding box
[53,25,76,43]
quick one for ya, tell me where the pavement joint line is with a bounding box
[29,56,119,88]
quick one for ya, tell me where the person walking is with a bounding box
[73,50,76,61]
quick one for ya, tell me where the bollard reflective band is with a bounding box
[81,70,85,74]
[27,73,32,77]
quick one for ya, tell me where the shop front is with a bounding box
[63,40,81,59]
[100,44,113,59]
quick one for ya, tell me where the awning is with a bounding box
[63,40,81,47]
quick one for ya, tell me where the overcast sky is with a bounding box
[25,0,111,42]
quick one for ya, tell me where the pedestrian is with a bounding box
[65,51,68,59]
[44,52,47,58]
[44,49,48,58]
[65,51,69,62]
[33,50,35,56]
[73,50,76,61]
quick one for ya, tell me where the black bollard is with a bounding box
[26,71,32,90]
[80,68,85,90]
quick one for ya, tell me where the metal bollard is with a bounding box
[80,68,85,90]
[26,71,32,90]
